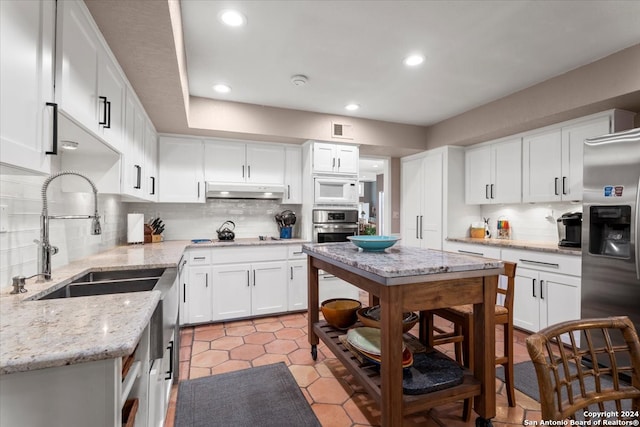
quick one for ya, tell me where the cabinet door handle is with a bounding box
[197,182,200,198]
[287,185,291,199]
[205,273,208,287]
[98,96,108,126]
[338,158,341,168]
[45,102,58,155]
[562,176,567,195]
[165,340,174,380]
[458,250,483,256]
[242,165,245,178]
[332,158,336,168]
[247,165,251,178]
[519,258,559,268]
[104,100,111,128]
[183,283,186,303]
[554,177,559,195]
[290,266,293,280]
[485,184,490,199]
[420,216,423,239]
[532,278,536,297]
[490,184,494,199]
[540,280,544,300]
[134,165,141,189]
[150,176,155,195]
[253,270,256,286]
[416,216,419,239]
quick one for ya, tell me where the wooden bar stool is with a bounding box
[421,262,517,420]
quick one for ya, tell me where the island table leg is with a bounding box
[379,287,405,426]
[473,274,498,420]
[308,258,320,357]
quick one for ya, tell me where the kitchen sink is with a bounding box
[37,268,166,300]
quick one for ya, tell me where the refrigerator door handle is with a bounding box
[636,176,640,280]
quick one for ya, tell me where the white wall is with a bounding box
[0,162,126,290]
[479,201,581,242]
[125,200,302,241]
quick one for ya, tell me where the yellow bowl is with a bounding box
[321,298,362,329]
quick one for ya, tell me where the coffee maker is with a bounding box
[557,212,582,248]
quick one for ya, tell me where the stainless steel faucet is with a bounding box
[36,171,102,281]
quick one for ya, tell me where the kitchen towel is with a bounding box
[175,362,321,427]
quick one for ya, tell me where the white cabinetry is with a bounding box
[287,245,307,311]
[204,140,285,185]
[56,0,125,151]
[122,91,146,199]
[158,136,205,203]
[401,146,479,250]
[522,110,635,203]
[502,248,581,344]
[0,0,55,174]
[312,142,359,175]
[144,122,158,201]
[284,146,303,203]
[0,324,151,427]
[180,244,304,325]
[465,137,521,204]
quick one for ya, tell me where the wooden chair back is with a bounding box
[526,316,640,421]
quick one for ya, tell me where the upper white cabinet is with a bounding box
[402,146,479,250]
[55,0,125,151]
[284,146,302,203]
[144,122,158,202]
[204,140,285,185]
[312,142,359,175]
[121,91,146,199]
[0,0,55,174]
[465,137,521,204]
[522,110,635,203]
[158,136,205,203]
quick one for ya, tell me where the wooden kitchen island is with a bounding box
[303,242,503,427]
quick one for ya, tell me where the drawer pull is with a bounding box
[519,258,559,268]
[193,256,206,260]
[458,250,483,256]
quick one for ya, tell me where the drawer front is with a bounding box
[443,242,501,260]
[187,248,212,265]
[211,245,288,264]
[502,248,581,276]
[287,244,306,259]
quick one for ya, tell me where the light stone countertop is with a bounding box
[303,242,503,285]
[446,237,582,256]
[0,238,307,375]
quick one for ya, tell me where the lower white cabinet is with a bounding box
[211,261,287,321]
[181,244,309,325]
[502,248,581,344]
[185,265,212,324]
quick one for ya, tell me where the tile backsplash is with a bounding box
[126,200,302,241]
[480,201,582,242]
[0,166,125,289]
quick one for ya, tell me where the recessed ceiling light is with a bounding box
[403,54,425,67]
[213,84,231,93]
[345,103,360,111]
[219,10,246,27]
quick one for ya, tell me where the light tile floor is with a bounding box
[165,307,542,427]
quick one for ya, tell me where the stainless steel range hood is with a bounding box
[206,182,284,200]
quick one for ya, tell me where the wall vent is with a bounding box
[331,122,353,140]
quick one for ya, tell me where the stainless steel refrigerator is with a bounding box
[582,127,640,378]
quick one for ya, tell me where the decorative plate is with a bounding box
[346,327,405,356]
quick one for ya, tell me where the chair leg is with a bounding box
[459,316,474,422]
[504,321,516,407]
[462,397,473,422]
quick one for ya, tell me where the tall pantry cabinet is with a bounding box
[401,146,480,250]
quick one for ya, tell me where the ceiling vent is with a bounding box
[331,122,353,140]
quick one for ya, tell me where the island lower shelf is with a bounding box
[313,321,482,415]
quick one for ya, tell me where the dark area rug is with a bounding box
[175,362,321,427]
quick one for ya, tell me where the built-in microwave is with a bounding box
[314,177,358,205]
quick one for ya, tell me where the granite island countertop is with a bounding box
[303,242,503,285]
[0,237,308,375]
[446,237,582,256]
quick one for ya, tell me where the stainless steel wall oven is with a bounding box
[312,209,358,243]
